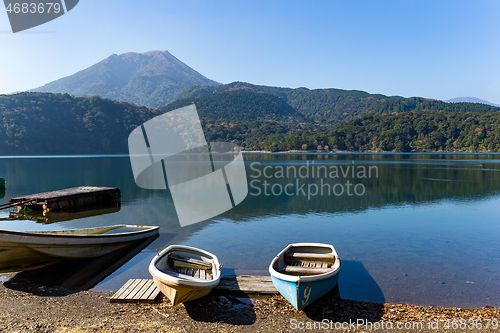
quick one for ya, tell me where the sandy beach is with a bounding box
[1,275,498,333]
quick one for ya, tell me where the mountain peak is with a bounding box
[142,50,170,56]
[445,97,499,107]
[30,50,219,108]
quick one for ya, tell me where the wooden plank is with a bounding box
[169,254,212,270]
[215,275,278,294]
[132,279,151,299]
[10,186,120,201]
[124,279,147,300]
[139,281,159,300]
[111,279,161,303]
[286,252,335,261]
[137,281,154,299]
[9,186,121,212]
[111,280,136,303]
[111,279,134,300]
[138,280,160,303]
[280,266,333,275]
[123,279,146,299]
[112,275,279,304]
[131,279,151,299]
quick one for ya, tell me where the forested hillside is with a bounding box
[1,88,499,155]
[174,82,499,124]
[0,92,160,155]
[255,111,500,152]
[159,89,305,123]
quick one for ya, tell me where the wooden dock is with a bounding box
[110,279,161,303]
[110,275,277,303]
[8,186,121,212]
[215,275,277,294]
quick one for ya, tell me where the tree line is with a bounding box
[253,111,500,152]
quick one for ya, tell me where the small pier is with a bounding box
[215,275,277,295]
[110,279,161,304]
[7,186,121,212]
[110,276,278,303]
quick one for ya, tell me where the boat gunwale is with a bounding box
[149,245,221,289]
[0,225,159,239]
[269,242,341,283]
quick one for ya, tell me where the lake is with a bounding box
[1,153,499,308]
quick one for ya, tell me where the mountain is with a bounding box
[173,81,404,124]
[445,97,499,107]
[30,50,219,108]
[172,82,499,125]
[158,88,305,123]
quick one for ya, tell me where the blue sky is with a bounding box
[1,0,499,104]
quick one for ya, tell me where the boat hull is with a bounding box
[0,225,159,261]
[152,276,213,306]
[271,270,340,310]
[269,243,341,310]
[149,245,221,306]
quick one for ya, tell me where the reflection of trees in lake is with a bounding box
[218,154,500,221]
[2,154,499,225]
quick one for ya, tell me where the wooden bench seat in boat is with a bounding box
[279,252,336,276]
[169,253,213,270]
[286,252,336,261]
[173,266,213,280]
[158,253,213,280]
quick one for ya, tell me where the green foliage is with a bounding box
[0,92,160,155]
[174,82,498,125]
[171,83,500,152]
[273,111,500,152]
[366,97,500,115]
[159,89,303,123]
[2,87,500,155]
[202,120,312,151]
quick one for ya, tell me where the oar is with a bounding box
[0,199,33,211]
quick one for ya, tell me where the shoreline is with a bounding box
[1,277,498,332]
[2,151,500,159]
[241,150,500,154]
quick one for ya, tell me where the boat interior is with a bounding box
[157,250,214,281]
[32,225,124,235]
[275,247,336,276]
[29,225,152,236]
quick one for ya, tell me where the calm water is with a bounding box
[1,153,499,307]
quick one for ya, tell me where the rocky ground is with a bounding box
[0,278,498,333]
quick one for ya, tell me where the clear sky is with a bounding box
[1,0,499,104]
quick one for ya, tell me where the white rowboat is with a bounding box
[149,245,221,305]
[0,225,159,266]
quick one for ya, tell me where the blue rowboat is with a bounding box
[269,243,341,310]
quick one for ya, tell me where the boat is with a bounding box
[149,245,221,305]
[269,243,341,310]
[0,225,159,267]
[9,233,158,289]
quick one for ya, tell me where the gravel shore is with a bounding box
[0,278,498,333]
